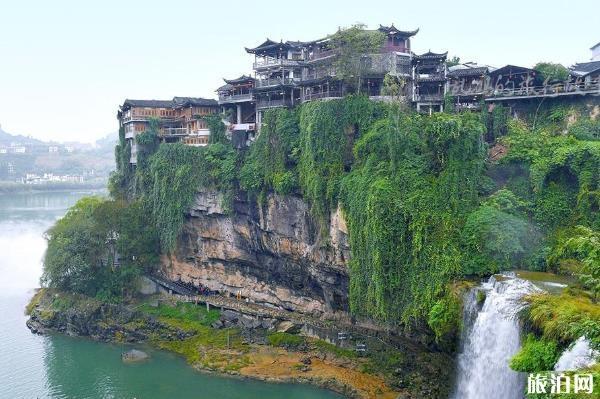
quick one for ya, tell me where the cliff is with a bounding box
[162,190,351,318]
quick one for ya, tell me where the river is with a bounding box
[0,191,341,399]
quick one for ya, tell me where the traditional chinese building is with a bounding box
[117,97,218,164]
[217,75,257,145]
[237,24,418,126]
[447,64,491,110]
[412,51,447,113]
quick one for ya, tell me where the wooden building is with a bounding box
[117,97,218,164]
[217,75,257,145]
[412,51,448,113]
[239,24,419,127]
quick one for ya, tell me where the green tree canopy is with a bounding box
[534,62,570,82]
[329,24,385,93]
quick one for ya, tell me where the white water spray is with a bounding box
[452,273,541,399]
[554,336,598,371]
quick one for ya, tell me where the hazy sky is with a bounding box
[1,0,598,143]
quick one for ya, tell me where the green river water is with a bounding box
[0,191,341,399]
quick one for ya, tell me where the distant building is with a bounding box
[48,146,59,153]
[117,97,219,164]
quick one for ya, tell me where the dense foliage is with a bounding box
[340,110,486,323]
[509,334,560,372]
[526,291,600,351]
[140,143,237,251]
[328,24,385,94]
[533,62,570,83]
[103,95,600,331]
[42,197,159,301]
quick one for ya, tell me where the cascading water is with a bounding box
[452,273,541,399]
[554,336,599,371]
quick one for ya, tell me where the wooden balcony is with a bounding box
[255,77,298,88]
[253,58,302,69]
[256,98,292,109]
[303,90,342,102]
[159,127,189,136]
[307,49,336,62]
[485,80,600,101]
[218,92,253,104]
[414,94,444,102]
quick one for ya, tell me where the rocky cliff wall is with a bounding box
[161,191,351,318]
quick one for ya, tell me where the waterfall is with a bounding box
[554,336,599,371]
[451,273,541,399]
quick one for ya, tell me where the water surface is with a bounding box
[0,191,341,399]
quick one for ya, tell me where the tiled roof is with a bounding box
[570,61,600,77]
[223,75,255,84]
[378,24,419,37]
[121,97,217,110]
[122,99,174,108]
[448,67,489,77]
[414,51,448,59]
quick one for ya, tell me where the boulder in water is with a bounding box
[122,349,150,363]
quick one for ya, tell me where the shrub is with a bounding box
[510,334,560,372]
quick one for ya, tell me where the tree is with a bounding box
[204,114,229,145]
[447,56,461,67]
[42,197,160,301]
[328,24,385,94]
[534,62,570,82]
[548,226,600,300]
[381,73,406,101]
[42,197,106,294]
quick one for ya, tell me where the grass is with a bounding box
[25,289,45,315]
[312,339,357,359]
[266,332,305,349]
[525,290,600,349]
[142,301,250,372]
[139,301,220,330]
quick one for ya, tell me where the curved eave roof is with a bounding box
[223,75,255,84]
[414,51,448,59]
[378,24,419,37]
[246,39,292,54]
[570,61,600,77]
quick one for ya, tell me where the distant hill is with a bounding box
[0,128,117,182]
[0,128,46,146]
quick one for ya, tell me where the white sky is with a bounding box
[0,0,598,143]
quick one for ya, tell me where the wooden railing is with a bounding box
[218,93,253,102]
[303,90,342,101]
[253,58,302,69]
[255,77,298,88]
[256,98,292,109]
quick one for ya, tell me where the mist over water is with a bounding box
[0,191,341,399]
[452,274,540,399]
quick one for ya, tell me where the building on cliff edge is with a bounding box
[118,26,600,163]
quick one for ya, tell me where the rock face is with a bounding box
[162,191,350,317]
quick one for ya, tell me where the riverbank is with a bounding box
[0,181,107,195]
[26,289,452,399]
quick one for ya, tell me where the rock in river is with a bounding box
[122,349,150,363]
